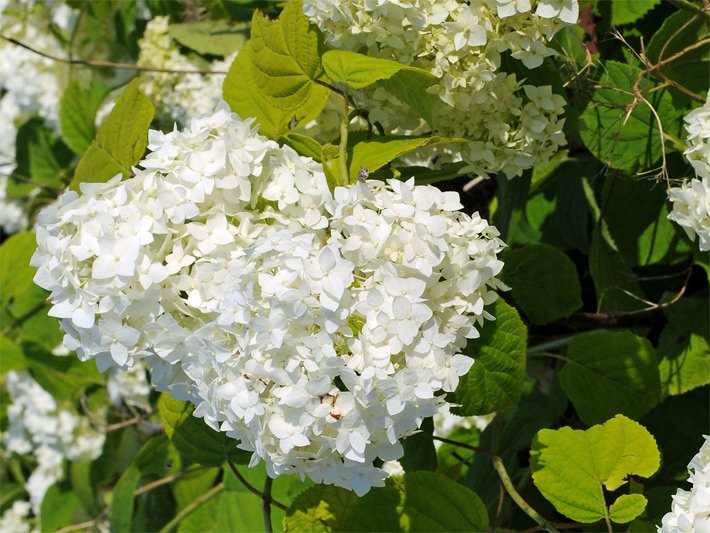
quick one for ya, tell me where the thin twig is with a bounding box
[158,482,225,533]
[226,459,288,510]
[0,35,227,74]
[133,467,206,497]
[263,475,275,533]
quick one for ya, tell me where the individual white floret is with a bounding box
[658,435,710,533]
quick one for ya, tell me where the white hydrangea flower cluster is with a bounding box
[659,435,710,533]
[0,501,33,533]
[138,16,237,125]
[32,106,506,494]
[668,93,710,252]
[4,371,105,514]
[302,0,573,177]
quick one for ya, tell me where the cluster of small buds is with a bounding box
[32,106,506,494]
[4,371,105,514]
[302,0,573,177]
[667,92,710,251]
[658,435,710,533]
[137,16,237,126]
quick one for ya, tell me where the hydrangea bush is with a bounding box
[1,0,708,531]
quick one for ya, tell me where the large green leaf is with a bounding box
[501,244,582,325]
[400,417,437,473]
[349,135,466,182]
[323,50,435,94]
[40,483,80,532]
[248,0,327,110]
[0,337,25,374]
[559,330,661,425]
[110,463,142,533]
[658,296,710,397]
[451,299,526,416]
[579,61,679,173]
[0,231,38,306]
[71,78,154,190]
[379,69,441,127]
[9,118,73,197]
[531,414,660,524]
[59,79,108,154]
[158,393,251,467]
[646,10,710,105]
[610,0,661,25]
[168,21,248,56]
[284,472,488,532]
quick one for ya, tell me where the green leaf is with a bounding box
[223,40,328,139]
[646,10,710,105]
[0,337,25,374]
[71,78,154,190]
[40,483,80,532]
[70,461,100,516]
[611,0,661,25]
[603,174,690,266]
[658,296,710,397]
[0,231,37,306]
[400,417,437,473]
[285,472,488,532]
[22,341,103,402]
[284,484,358,532]
[349,135,467,182]
[158,393,251,467]
[559,330,661,425]
[10,118,73,197]
[501,244,582,325]
[168,20,248,56]
[59,79,108,154]
[452,299,527,416]
[579,61,680,173]
[133,434,169,476]
[609,494,649,524]
[531,414,660,524]
[379,69,441,127]
[281,132,323,162]
[394,162,468,186]
[248,0,327,111]
[110,463,141,533]
[322,50,435,90]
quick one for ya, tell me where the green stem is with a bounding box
[663,132,687,154]
[263,476,274,533]
[338,86,350,186]
[158,482,224,533]
[492,457,560,533]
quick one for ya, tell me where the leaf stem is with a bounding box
[339,86,350,186]
[158,482,224,533]
[226,459,287,510]
[263,475,274,533]
[491,457,560,533]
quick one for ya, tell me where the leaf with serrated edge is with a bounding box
[531,414,660,524]
[452,299,527,415]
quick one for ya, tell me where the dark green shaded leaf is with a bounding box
[168,21,248,56]
[502,244,582,324]
[560,330,661,425]
[110,463,141,533]
[400,417,437,473]
[40,483,80,532]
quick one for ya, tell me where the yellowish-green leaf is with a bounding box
[609,494,649,524]
[59,79,107,154]
[349,135,467,182]
[71,78,154,190]
[248,0,327,111]
[322,50,435,90]
[531,414,660,523]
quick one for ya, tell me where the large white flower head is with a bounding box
[668,92,710,251]
[302,0,574,177]
[32,106,506,494]
[659,435,710,533]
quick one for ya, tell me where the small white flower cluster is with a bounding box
[659,435,710,533]
[0,1,76,233]
[137,16,237,126]
[302,0,573,177]
[32,107,505,494]
[107,361,152,409]
[4,371,105,514]
[0,501,33,533]
[668,92,710,252]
